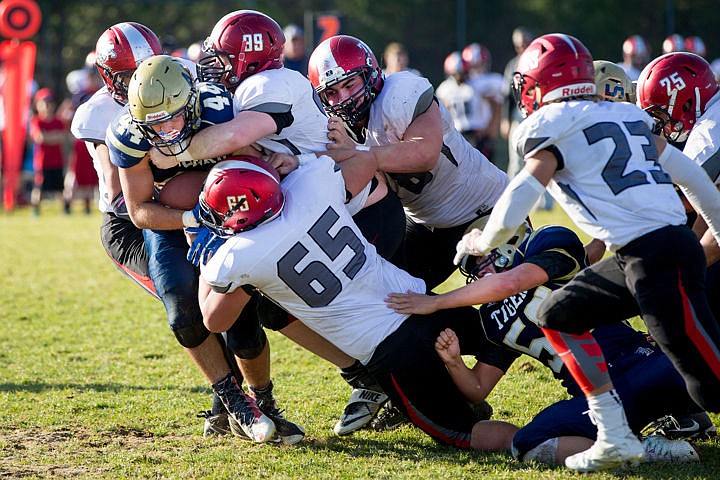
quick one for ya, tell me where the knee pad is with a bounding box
[255,294,291,331]
[173,322,211,349]
[225,298,268,359]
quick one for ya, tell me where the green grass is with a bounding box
[1,203,719,479]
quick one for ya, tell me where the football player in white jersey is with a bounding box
[143,10,401,436]
[70,21,162,297]
[307,35,509,291]
[637,51,720,363]
[454,33,720,472]
[191,154,517,450]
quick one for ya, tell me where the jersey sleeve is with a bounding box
[520,226,587,282]
[106,111,152,169]
[197,82,235,126]
[381,73,435,141]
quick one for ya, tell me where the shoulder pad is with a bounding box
[106,112,152,168]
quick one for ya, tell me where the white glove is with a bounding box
[453,228,490,265]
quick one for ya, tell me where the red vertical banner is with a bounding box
[1,40,35,210]
[0,0,41,210]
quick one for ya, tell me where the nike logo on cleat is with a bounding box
[358,390,383,402]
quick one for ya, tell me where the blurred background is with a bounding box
[34,0,720,95]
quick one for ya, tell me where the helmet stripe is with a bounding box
[117,23,154,65]
[555,33,579,57]
[209,160,279,184]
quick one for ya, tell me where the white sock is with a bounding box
[587,390,632,441]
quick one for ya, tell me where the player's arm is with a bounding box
[435,328,505,404]
[150,110,277,167]
[327,100,443,174]
[198,278,252,333]
[385,262,549,314]
[469,150,556,255]
[92,142,122,200]
[118,159,184,230]
[655,138,720,249]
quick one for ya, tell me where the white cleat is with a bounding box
[334,388,388,436]
[565,432,645,472]
[643,435,700,463]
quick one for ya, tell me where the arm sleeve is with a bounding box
[474,169,546,253]
[659,144,720,245]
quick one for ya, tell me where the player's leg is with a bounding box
[621,225,720,413]
[144,229,274,443]
[226,294,305,445]
[537,257,644,471]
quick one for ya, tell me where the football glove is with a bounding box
[187,226,226,267]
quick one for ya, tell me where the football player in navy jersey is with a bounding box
[451,33,720,471]
[107,54,304,445]
[387,222,709,466]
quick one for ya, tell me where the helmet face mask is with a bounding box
[197,10,285,92]
[308,35,383,126]
[95,22,162,105]
[458,220,533,283]
[637,52,719,143]
[128,55,200,156]
[199,157,284,237]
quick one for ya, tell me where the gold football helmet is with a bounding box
[128,54,200,155]
[593,60,636,104]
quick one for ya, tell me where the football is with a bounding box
[157,171,208,210]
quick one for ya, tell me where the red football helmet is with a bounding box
[308,35,384,125]
[198,10,285,92]
[199,156,284,236]
[95,22,162,105]
[663,34,685,54]
[462,43,491,71]
[511,33,595,117]
[637,52,719,143]
[444,51,468,76]
[685,36,707,58]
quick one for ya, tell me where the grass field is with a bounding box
[1,203,719,479]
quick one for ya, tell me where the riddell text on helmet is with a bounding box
[562,85,594,96]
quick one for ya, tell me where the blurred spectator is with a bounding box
[711,58,720,83]
[663,34,685,54]
[460,43,504,160]
[382,42,420,76]
[62,61,100,214]
[187,41,204,63]
[282,24,308,75]
[29,88,68,215]
[618,34,649,80]
[501,26,535,177]
[685,36,707,58]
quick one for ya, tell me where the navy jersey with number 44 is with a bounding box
[106,82,234,184]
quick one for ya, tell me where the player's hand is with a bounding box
[182,202,203,228]
[453,228,489,265]
[384,290,439,315]
[186,226,226,267]
[435,328,461,364]
[326,116,357,149]
[266,152,299,175]
[149,146,181,169]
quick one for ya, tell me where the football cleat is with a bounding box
[370,403,409,432]
[250,382,305,446]
[643,435,700,463]
[213,374,276,443]
[644,412,717,440]
[334,387,388,435]
[197,410,235,438]
[565,431,645,472]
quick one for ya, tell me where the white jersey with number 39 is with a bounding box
[201,155,425,364]
[513,100,686,251]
